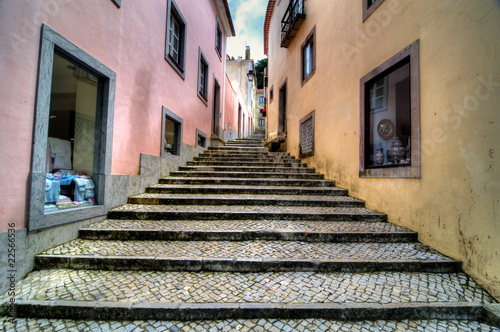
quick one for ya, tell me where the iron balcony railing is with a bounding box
[281,0,306,48]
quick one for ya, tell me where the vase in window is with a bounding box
[375,142,384,165]
[387,137,407,164]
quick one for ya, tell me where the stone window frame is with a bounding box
[29,24,116,231]
[301,25,316,86]
[196,129,207,148]
[359,39,420,178]
[111,0,120,7]
[161,106,183,157]
[299,110,315,158]
[215,17,223,61]
[165,0,187,79]
[197,47,209,105]
[362,0,385,22]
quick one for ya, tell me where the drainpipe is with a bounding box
[222,35,228,134]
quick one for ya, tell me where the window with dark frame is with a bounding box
[165,0,187,78]
[198,48,209,103]
[301,26,316,84]
[359,40,420,178]
[215,19,223,59]
[162,106,183,157]
[363,0,385,21]
[196,129,207,148]
[299,110,315,158]
[269,85,274,102]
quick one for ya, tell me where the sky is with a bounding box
[227,0,268,63]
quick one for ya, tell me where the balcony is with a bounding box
[281,0,306,48]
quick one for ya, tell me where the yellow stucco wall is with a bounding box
[266,0,500,300]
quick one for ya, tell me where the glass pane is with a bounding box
[164,117,177,155]
[45,53,99,213]
[366,63,410,168]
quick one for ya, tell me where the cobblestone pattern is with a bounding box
[84,219,411,233]
[7,270,495,304]
[110,204,382,216]
[148,184,346,194]
[130,194,362,203]
[2,317,499,332]
[39,240,448,261]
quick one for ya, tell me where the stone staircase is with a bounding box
[2,134,499,331]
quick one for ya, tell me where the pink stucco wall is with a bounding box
[0,0,230,231]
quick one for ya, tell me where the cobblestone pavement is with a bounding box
[7,270,494,304]
[84,219,411,233]
[2,317,499,332]
[39,239,451,261]
[110,204,383,216]
[130,193,362,203]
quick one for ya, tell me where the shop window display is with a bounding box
[44,54,98,212]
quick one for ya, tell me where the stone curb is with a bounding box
[106,210,387,222]
[126,196,364,207]
[34,255,461,273]
[78,229,416,242]
[484,304,500,327]
[12,300,485,321]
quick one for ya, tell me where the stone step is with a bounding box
[5,269,494,321]
[208,146,269,152]
[179,165,316,173]
[146,184,348,196]
[224,143,265,148]
[158,177,335,187]
[127,193,362,207]
[79,219,415,242]
[193,157,301,163]
[35,240,459,273]
[107,204,386,222]
[4,317,499,331]
[197,152,295,159]
[187,160,306,167]
[169,171,324,179]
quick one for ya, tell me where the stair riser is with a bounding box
[168,172,324,179]
[146,187,348,196]
[188,162,306,167]
[192,159,301,165]
[79,229,417,242]
[196,155,296,160]
[107,211,386,222]
[158,179,335,187]
[179,167,315,173]
[127,197,361,207]
[34,256,461,274]
[11,301,484,321]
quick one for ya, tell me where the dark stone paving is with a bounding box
[2,135,499,329]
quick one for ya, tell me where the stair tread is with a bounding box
[3,317,497,332]
[83,219,410,233]
[110,204,383,216]
[149,183,346,191]
[8,269,494,305]
[38,239,451,262]
[131,193,361,202]
[83,219,414,233]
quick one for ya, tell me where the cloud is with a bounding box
[227,0,268,61]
